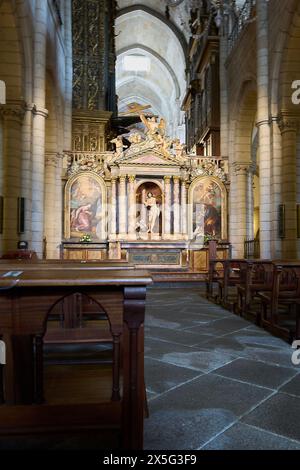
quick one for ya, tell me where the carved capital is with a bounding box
[128,175,136,184]
[277,112,299,134]
[119,175,126,184]
[164,176,171,184]
[173,176,180,184]
[45,152,61,168]
[233,162,254,176]
[0,100,25,123]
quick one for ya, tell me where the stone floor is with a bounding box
[143,286,300,450]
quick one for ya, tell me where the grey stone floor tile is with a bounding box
[202,423,300,450]
[145,337,236,372]
[213,358,298,390]
[145,325,214,347]
[279,373,300,397]
[242,392,300,441]
[225,329,290,350]
[144,373,272,450]
[144,357,203,395]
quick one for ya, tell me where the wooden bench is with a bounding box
[215,259,248,310]
[257,262,300,342]
[0,268,152,449]
[235,260,273,323]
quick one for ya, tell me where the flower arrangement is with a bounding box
[203,233,218,245]
[80,233,92,243]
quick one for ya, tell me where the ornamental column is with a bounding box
[278,113,298,259]
[173,176,180,239]
[128,175,136,240]
[118,175,127,239]
[164,176,171,238]
[181,179,188,239]
[31,0,48,257]
[44,153,60,258]
[110,177,117,239]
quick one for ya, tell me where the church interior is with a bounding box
[1,0,300,452]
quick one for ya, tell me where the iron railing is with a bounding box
[244,238,260,259]
[228,0,256,54]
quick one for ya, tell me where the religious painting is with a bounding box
[135,182,162,238]
[65,174,106,240]
[191,178,223,241]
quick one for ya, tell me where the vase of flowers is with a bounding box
[80,233,92,243]
[203,234,218,245]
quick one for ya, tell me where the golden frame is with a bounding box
[64,172,107,240]
[188,176,228,241]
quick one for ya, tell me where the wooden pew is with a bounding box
[0,268,152,449]
[212,259,248,310]
[258,262,300,342]
[235,260,273,323]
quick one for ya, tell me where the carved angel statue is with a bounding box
[140,114,166,138]
[172,138,186,158]
[127,132,142,145]
[110,135,127,156]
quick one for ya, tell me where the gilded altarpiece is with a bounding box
[63,115,229,268]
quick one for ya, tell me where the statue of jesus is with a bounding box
[143,191,160,234]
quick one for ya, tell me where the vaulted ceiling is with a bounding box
[115,1,190,139]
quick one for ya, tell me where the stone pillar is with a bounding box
[110,177,117,239]
[31,0,48,257]
[256,0,271,259]
[232,163,250,257]
[246,165,255,241]
[0,102,24,252]
[64,0,73,151]
[278,113,298,259]
[21,104,33,246]
[44,153,60,258]
[270,117,283,258]
[163,176,171,238]
[181,179,188,239]
[173,176,180,239]
[128,175,136,240]
[118,175,127,239]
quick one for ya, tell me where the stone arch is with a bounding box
[116,5,188,62]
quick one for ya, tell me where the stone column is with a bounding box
[163,176,171,238]
[181,179,188,239]
[246,165,255,241]
[173,176,180,239]
[232,163,250,257]
[63,0,73,151]
[31,0,48,257]
[128,175,136,240]
[278,113,298,259]
[118,175,127,239]
[110,177,117,240]
[21,104,33,246]
[256,0,271,259]
[0,102,24,252]
[44,153,60,258]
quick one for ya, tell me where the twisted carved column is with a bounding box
[118,175,127,239]
[173,176,180,238]
[110,177,117,239]
[164,176,171,238]
[128,175,136,240]
[181,179,188,238]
